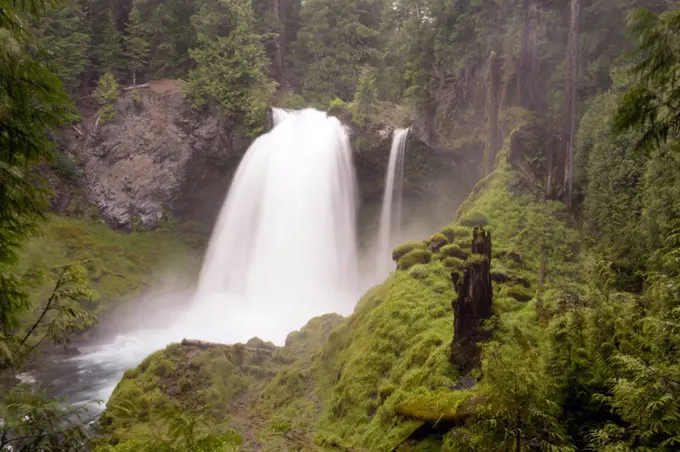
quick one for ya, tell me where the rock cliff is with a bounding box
[56,84,481,230]
[62,80,249,230]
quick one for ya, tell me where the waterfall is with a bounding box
[191,108,359,341]
[376,128,409,277]
[52,108,361,407]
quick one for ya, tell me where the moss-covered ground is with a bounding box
[98,153,582,450]
[18,215,204,319]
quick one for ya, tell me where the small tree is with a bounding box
[94,73,121,124]
[351,65,378,125]
[125,5,150,86]
[96,10,125,77]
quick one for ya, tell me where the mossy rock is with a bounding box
[442,257,466,270]
[392,241,427,262]
[440,225,456,243]
[428,233,449,252]
[397,249,433,271]
[395,390,476,422]
[439,244,469,260]
[459,211,488,227]
[245,337,277,351]
[441,225,473,243]
[503,284,534,302]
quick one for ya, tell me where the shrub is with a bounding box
[503,285,534,302]
[443,257,466,270]
[459,210,488,227]
[398,249,432,271]
[392,241,427,262]
[440,244,469,260]
[94,73,120,124]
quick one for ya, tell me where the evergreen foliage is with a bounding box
[124,5,149,86]
[350,65,378,124]
[0,0,98,447]
[94,72,121,123]
[188,0,275,133]
[31,0,90,93]
[294,0,383,104]
[95,10,125,78]
[614,8,680,151]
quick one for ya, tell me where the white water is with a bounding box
[43,108,360,407]
[375,128,409,277]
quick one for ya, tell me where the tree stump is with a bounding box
[450,227,493,374]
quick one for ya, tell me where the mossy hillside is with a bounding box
[98,158,584,451]
[17,215,203,317]
[253,161,583,451]
[98,342,276,448]
[99,314,344,451]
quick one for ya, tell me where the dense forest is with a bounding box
[3,0,680,449]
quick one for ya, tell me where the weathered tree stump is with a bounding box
[450,227,493,374]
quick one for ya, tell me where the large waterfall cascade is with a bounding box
[191,107,360,337]
[50,108,362,407]
[376,128,410,277]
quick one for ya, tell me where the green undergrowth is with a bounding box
[99,156,584,450]
[245,159,583,450]
[18,215,203,318]
[97,342,268,448]
[98,314,344,451]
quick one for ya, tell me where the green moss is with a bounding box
[503,284,534,302]
[467,253,489,265]
[392,241,427,262]
[398,249,433,271]
[459,210,488,227]
[442,257,466,270]
[428,233,449,247]
[439,244,469,260]
[17,215,202,318]
[395,390,475,422]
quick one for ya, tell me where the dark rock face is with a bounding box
[450,227,493,375]
[69,81,250,230]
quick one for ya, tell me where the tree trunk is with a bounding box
[517,0,538,109]
[450,228,493,375]
[486,51,502,175]
[272,0,285,84]
[561,0,581,208]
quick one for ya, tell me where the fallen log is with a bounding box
[181,338,221,348]
[180,339,275,356]
[122,83,150,92]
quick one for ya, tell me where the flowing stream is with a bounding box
[375,128,409,277]
[32,108,362,411]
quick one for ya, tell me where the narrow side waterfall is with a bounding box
[376,128,409,277]
[190,108,359,339]
[53,108,361,407]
